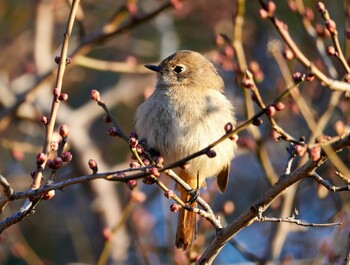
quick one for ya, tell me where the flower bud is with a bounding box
[224,122,233,133]
[206,149,217,158]
[130,161,140,168]
[308,146,321,161]
[293,144,307,156]
[40,115,48,125]
[103,115,111,123]
[107,127,120,137]
[326,45,337,56]
[316,2,325,13]
[43,190,55,200]
[66,57,72,65]
[46,159,54,169]
[266,105,277,117]
[127,179,137,190]
[88,159,98,173]
[242,77,254,89]
[54,56,61,64]
[150,167,160,178]
[129,136,138,148]
[283,49,294,60]
[252,118,263,126]
[61,151,72,163]
[102,227,113,241]
[59,124,69,138]
[258,8,269,19]
[53,87,59,99]
[326,19,336,33]
[58,93,69,101]
[170,203,182,213]
[36,152,47,165]
[90,89,101,102]
[275,102,285,111]
[52,157,63,169]
[292,72,305,83]
[142,158,150,166]
[155,156,164,167]
[164,190,174,199]
[181,163,191,170]
[229,134,239,142]
[344,73,350,83]
[306,73,315,82]
[266,1,276,14]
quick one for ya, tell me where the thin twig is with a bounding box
[311,172,350,192]
[255,215,342,227]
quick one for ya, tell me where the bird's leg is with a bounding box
[187,172,200,204]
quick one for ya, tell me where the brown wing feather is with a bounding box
[217,164,230,193]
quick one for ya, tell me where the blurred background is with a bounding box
[0,0,349,264]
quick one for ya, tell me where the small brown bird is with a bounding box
[135,50,236,250]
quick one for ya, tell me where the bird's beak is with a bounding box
[144,64,161,72]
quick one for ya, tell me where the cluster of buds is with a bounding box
[265,102,286,117]
[129,133,139,148]
[258,1,276,19]
[53,87,69,102]
[316,2,337,34]
[47,156,63,170]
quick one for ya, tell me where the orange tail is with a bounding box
[175,171,197,250]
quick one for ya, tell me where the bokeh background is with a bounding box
[0,0,349,264]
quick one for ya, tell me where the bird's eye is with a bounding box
[173,64,186,74]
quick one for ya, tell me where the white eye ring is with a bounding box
[173,64,186,74]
